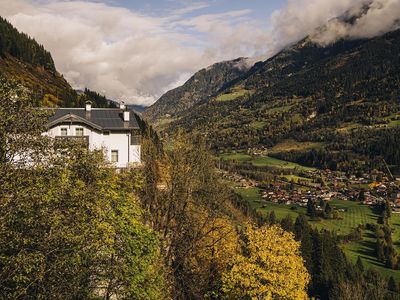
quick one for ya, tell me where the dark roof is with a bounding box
[47,108,140,131]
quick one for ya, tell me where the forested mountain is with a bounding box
[0,16,78,106]
[0,17,55,71]
[143,57,251,124]
[79,88,118,108]
[156,28,400,173]
[0,17,116,108]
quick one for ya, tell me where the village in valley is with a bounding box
[220,153,400,215]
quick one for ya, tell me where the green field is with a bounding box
[263,104,293,115]
[271,139,325,153]
[220,152,315,171]
[249,121,267,129]
[236,186,400,280]
[383,114,400,128]
[215,88,251,102]
[387,119,400,128]
[220,152,252,162]
[281,175,312,182]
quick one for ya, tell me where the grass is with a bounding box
[251,156,316,171]
[235,186,400,281]
[387,119,400,128]
[249,121,267,129]
[312,200,377,234]
[215,88,251,102]
[271,139,324,153]
[382,114,400,128]
[220,152,316,171]
[263,104,293,115]
[351,183,371,190]
[237,187,304,220]
[249,197,377,235]
[281,174,312,182]
[220,152,252,163]
[344,232,400,281]
[390,213,400,251]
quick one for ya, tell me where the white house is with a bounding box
[45,102,141,168]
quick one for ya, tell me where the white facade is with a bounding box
[46,122,141,168]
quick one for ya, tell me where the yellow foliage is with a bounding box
[42,93,60,107]
[222,224,310,300]
[192,214,239,275]
[369,182,379,189]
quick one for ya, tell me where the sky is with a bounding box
[0,0,399,106]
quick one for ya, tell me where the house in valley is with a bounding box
[45,102,141,168]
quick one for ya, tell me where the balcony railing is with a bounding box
[55,136,89,147]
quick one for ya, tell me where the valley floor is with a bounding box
[220,152,400,281]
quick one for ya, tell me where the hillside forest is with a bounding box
[155,29,400,175]
[1,77,400,299]
[1,9,400,300]
[0,17,115,108]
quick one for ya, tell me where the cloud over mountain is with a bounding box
[269,0,400,51]
[0,0,398,105]
[0,0,269,105]
[311,0,400,46]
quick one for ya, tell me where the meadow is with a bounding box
[237,186,400,281]
[220,152,316,171]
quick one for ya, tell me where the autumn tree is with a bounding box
[222,224,310,300]
[0,77,50,165]
[141,130,243,299]
[0,78,164,299]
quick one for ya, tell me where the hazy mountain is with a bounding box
[128,104,147,113]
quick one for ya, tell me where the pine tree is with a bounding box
[307,199,317,218]
[268,211,277,225]
[376,239,385,262]
[325,202,333,218]
[280,214,294,232]
[356,256,364,273]
[388,276,398,293]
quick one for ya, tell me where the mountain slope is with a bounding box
[163,29,400,172]
[0,16,80,107]
[143,57,251,124]
[0,16,118,109]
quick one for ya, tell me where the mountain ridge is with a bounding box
[143,57,252,123]
[153,28,400,173]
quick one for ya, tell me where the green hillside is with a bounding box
[162,29,400,173]
[143,57,251,124]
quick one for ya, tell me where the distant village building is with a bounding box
[45,101,141,168]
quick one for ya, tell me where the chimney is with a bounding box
[123,110,130,122]
[119,101,126,110]
[85,101,92,112]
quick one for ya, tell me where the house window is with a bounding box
[75,128,84,136]
[111,150,119,163]
[61,128,68,136]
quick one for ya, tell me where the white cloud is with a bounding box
[269,0,400,50]
[0,0,398,106]
[311,0,400,45]
[0,0,268,105]
[172,1,210,15]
